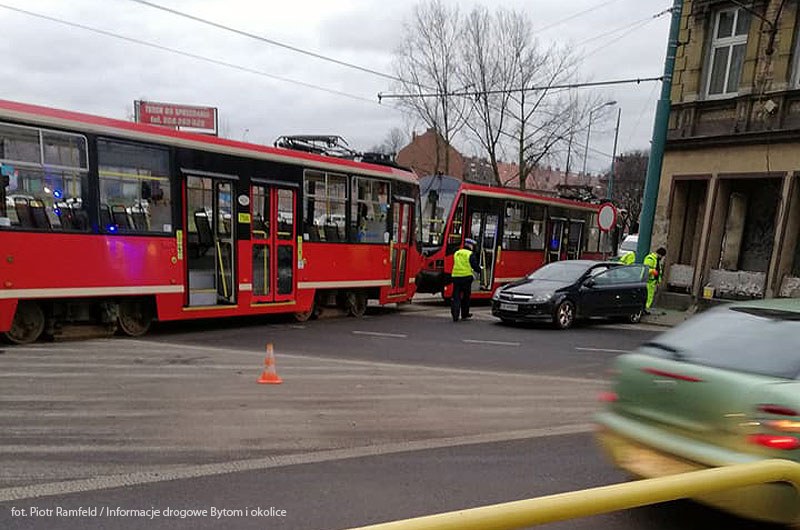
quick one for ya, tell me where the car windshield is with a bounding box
[641,306,800,379]
[527,262,588,282]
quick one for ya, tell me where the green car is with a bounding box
[596,298,800,525]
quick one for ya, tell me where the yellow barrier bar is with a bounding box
[345,460,800,530]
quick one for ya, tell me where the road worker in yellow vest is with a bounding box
[619,251,636,265]
[451,238,482,322]
[643,247,667,312]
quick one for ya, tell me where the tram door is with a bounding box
[567,219,585,260]
[250,185,296,303]
[389,201,413,297]
[185,174,236,306]
[547,217,567,262]
[469,210,499,291]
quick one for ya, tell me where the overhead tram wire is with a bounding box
[576,7,672,47]
[536,0,625,33]
[126,0,406,85]
[378,76,663,101]
[0,3,399,110]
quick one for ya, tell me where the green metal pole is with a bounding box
[636,0,683,263]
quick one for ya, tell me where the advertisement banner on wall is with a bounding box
[134,100,218,135]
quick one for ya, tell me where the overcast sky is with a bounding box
[0,0,671,174]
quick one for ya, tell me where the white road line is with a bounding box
[0,423,592,502]
[352,331,408,338]
[574,347,633,354]
[124,339,601,384]
[462,339,520,347]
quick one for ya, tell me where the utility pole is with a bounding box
[608,108,621,200]
[636,0,683,263]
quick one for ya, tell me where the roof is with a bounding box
[0,99,417,183]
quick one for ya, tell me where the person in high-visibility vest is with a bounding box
[619,251,636,265]
[643,247,667,312]
[451,238,481,322]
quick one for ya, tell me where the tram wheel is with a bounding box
[3,301,45,344]
[345,291,368,318]
[294,299,318,322]
[117,299,154,337]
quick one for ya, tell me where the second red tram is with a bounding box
[0,99,421,343]
[414,174,616,300]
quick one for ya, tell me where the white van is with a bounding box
[617,234,638,257]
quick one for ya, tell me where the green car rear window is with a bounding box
[642,306,800,379]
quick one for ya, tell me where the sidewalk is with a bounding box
[641,307,692,328]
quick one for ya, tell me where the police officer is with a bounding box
[619,251,636,265]
[451,238,481,322]
[643,247,666,312]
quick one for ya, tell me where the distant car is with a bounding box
[617,233,638,257]
[596,299,800,525]
[490,260,647,329]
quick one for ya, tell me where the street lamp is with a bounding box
[581,100,617,176]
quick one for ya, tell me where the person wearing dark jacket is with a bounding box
[451,238,481,322]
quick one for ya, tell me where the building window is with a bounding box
[303,170,347,242]
[706,8,750,97]
[98,139,172,234]
[0,122,89,231]
[351,177,389,243]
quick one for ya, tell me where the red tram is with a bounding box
[0,100,420,343]
[414,174,616,300]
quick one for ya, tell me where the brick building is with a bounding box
[654,0,800,304]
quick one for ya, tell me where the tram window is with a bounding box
[0,122,89,232]
[503,202,524,250]
[277,189,294,240]
[585,213,601,253]
[445,196,465,254]
[303,170,346,242]
[251,186,270,237]
[98,140,171,234]
[522,204,545,250]
[0,123,41,164]
[351,177,389,244]
[43,132,88,169]
[1,168,88,231]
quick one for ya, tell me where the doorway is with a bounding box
[390,201,413,297]
[185,174,236,306]
[250,185,297,303]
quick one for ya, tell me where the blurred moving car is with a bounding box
[490,260,647,329]
[596,299,800,525]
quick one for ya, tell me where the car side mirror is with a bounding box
[583,278,596,288]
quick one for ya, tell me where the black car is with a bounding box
[491,260,648,329]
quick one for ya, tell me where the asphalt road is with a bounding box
[145,299,660,379]
[0,301,779,529]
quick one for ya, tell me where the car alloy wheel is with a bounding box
[554,300,575,330]
[628,308,643,324]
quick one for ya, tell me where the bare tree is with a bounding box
[458,7,522,186]
[370,127,409,155]
[605,150,649,234]
[505,40,585,191]
[393,0,470,175]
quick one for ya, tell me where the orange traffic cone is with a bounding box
[257,343,283,384]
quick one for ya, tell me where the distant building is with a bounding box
[396,129,464,179]
[654,0,800,304]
